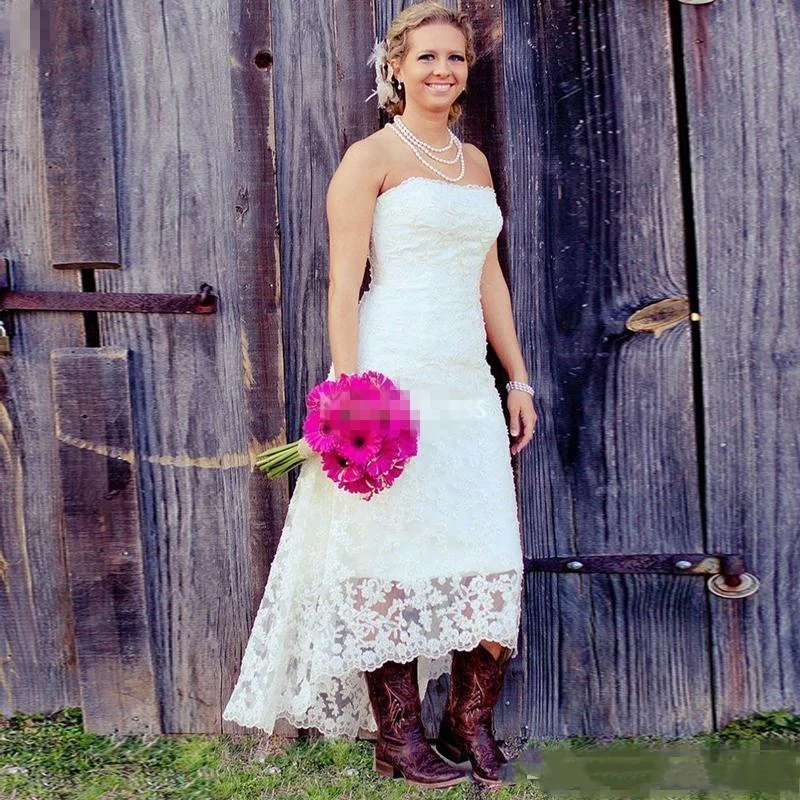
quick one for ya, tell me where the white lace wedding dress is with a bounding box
[223,175,524,738]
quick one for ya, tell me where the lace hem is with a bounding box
[222,569,522,738]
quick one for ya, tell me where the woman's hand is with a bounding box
[507,390,538,455]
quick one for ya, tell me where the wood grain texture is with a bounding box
[271,0,377,736]
[51,347,160,735]
[271,0,344,463]
[271,0,376,456]
[681,0,800,723]
[225,0,294,737]
[503,0,706,737]
[0,0,85,717]
[333,0,378,152]
[94,0,254,733]
[38,0,118,265]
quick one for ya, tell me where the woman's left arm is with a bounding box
[480,240,538,455]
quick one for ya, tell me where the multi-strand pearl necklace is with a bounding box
[389,115,466,182]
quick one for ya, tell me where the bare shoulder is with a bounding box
[462,142,493,184]
[463,142,489,166]
[328,133,388,204]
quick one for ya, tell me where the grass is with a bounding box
[1,707,799,799]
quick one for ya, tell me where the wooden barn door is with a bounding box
[3,0,794,740]
[497,0,796,739]
[1,0,288,734]
[494,0,709,738]
[681,0,800,727]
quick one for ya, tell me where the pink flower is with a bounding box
[257,370,420,501]
[344,473,380,498]
[338,424,383,467]
[395,424,419,459]
[321,451,364,485]
[302,408,338,453]
[365,440,401,478]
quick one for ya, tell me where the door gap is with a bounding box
[668,0,717,731]
[80,268,100,347]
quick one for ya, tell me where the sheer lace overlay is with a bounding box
[223,177,524,738]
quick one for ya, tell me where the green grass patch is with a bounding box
[1,708,799,799]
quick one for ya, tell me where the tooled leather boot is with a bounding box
[364,659,468,788]
[436,643,513,785]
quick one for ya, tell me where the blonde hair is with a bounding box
[383,1,476,124]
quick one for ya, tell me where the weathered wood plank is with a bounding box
[503,0,706,737]
[225,0,294,737]
[270,0,376,736]
[51,347,160,735]
[271,1,347,458]
[682,0,800,723]
[333,0,378,151]
[95,1,253,733]
[0,0,85,717]
[39,0,118,265]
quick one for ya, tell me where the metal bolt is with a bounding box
[675,560,692,570]
[566,560,583,570]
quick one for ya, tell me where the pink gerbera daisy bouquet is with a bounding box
[255,371,419,501]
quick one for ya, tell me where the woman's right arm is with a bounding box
[326,140,383,378]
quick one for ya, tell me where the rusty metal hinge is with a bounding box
[1,258,218,316]
[524,552,759,598]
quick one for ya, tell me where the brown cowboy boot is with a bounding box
[364,659,468,788]
[436,643,513,785]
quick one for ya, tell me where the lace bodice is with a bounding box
[353,177,504,379]
[369,176,502,290]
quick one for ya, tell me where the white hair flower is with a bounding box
[365,38,401,108]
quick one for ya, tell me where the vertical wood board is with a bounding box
[503,0,707,738]
[94,0,254,732]
[224,0,294,737]
[271,0,343,460]
[39,0,118,264]
[682,0,800,723]
[51,347,160,735]
[0,0,85,717]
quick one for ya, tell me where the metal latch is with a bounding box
[1,258,217,315]
[524,552,759,598]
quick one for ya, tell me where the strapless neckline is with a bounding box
[376,175,496,205]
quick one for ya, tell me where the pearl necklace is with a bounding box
[389,119,466,182]
[393,116,461,164]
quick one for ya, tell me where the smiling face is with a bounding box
[391,23,469,114]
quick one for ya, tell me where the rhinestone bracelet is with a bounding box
[506,380,535,397]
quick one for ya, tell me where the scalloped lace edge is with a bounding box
[222,628,519,738]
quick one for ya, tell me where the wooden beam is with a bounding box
[51,347,160,735]
[226,0,294,737]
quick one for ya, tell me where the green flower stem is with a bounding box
[255,438,312,478]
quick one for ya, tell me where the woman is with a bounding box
[223,1,537,789]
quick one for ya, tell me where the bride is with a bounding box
[223,0,537,790]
